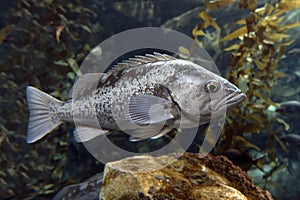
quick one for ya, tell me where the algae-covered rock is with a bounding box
[100,152,273,200]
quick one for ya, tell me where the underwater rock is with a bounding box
[100,152,273,200]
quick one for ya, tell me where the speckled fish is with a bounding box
[26,52,246,143]
[276,100,300,115]
[53,173,103,200]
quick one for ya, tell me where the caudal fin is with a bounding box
[26,86,62,143]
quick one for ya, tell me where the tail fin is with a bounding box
[26,86,63,143]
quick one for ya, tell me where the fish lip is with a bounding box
[210,90,246,112]
[226,91,246,107]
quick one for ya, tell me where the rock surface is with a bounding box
[100,152,273,200]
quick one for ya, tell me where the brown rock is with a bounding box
[100,152,273,200]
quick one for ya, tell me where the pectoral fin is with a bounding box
[128,94,176,125]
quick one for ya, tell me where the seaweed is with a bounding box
[0,0,107,199]
[192,0,300,166]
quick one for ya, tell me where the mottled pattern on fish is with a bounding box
[50,56,179,129]
[26,52,246,143]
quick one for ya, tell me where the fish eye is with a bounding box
[205,80,219,93]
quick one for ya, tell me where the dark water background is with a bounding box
[0,0,299,199]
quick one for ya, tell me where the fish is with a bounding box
[162,6,202,31]
[280,134,300,149]
[221,149,264,171]
[26,52,246,143]
[53,173,103,200]
[287,48,300,57]
[276,100,300,116]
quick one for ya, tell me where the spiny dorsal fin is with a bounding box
[110,52,176,72]
[69,73,105,99]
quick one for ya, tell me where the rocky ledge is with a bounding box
[100,152,273,200]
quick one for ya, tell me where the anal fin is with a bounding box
[150,127,174,139]
[128,126,173,142]
[73,126,109,142]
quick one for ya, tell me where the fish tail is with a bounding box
[26,86,62,143]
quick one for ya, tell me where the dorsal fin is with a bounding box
[109,52,176,72]
[69,73,105,99]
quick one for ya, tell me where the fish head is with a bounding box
[167,61,246,125]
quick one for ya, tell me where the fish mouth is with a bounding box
[225,90,246,110]
[210,90,246,112]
